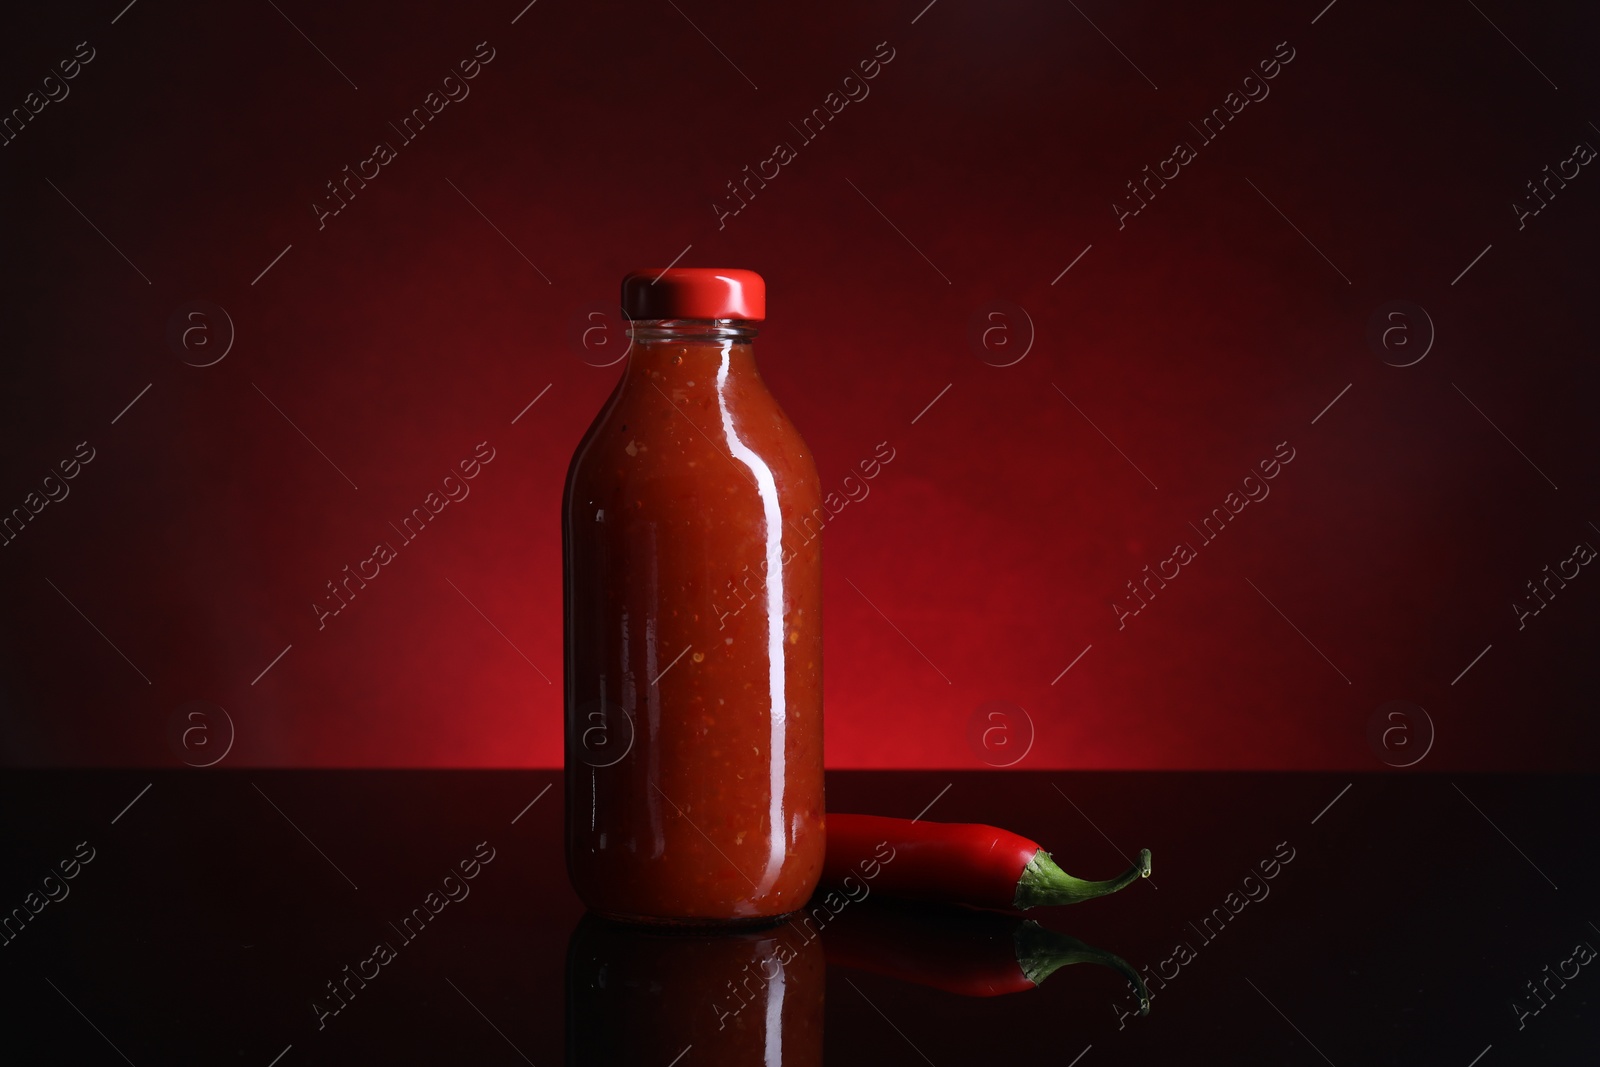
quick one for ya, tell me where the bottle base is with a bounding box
[585,907,800,931]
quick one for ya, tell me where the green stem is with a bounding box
[1013,921,1152,1015]
[1012,847,1151,909]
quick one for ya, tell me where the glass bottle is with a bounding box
[563,268,824,923]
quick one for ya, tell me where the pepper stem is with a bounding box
[1012,847,1152,909]
[1012,921,1152,1015]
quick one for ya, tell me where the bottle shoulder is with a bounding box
[567,366,819,499]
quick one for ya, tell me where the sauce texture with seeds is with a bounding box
[563,316,824,923]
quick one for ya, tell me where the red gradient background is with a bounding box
[1,0,1596,768]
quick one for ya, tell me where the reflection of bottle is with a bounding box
[565,912,825,1066]
[563,269,825,924]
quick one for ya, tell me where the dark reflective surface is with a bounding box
[1,770,1593,1063]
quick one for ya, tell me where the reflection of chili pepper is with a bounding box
[824,814,1150,909]
[820,897,1150,1011]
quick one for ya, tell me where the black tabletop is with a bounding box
[1,770,1593,1064]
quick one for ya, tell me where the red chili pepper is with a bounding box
[822,813,1151,910]
[819,897,1150,1012]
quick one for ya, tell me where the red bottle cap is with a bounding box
[621,268,765,322]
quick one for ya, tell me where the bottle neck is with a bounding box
[624,318,759,377]
[626,318,758,343]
